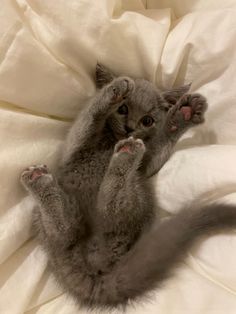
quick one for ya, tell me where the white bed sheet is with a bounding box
[1,0,236,313]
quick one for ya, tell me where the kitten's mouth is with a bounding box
[113,127,136,140]
[111,125,127,139]
[115,132,139,141]
[115,133,128,140]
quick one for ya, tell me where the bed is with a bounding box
[1,0,236,313]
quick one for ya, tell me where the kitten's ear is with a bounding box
[161,83,192,106]
[95,63,115,89]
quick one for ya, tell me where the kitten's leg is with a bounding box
[145,94,207,177]
[62,77,134,164]
[97,137,154,243]
[21,165,86,248]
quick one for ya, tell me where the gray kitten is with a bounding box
[20,64,236,310]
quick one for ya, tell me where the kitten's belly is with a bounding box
[58,147,113,207]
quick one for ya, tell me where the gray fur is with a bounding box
[20,64,236,309]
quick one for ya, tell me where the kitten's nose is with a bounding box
[125,126,134,134]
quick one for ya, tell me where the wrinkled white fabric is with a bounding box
[1,0,236,313]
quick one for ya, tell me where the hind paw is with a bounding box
[20,165,52,189]
[114,137,146,155]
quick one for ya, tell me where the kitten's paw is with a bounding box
[179,94,207,123]
[107,77,135,103]
[166,93,207,132]
[111,138,145,172]
[114,137,146,156]
[20,165,52,188]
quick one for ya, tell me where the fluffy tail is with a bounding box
[99,204,236,307]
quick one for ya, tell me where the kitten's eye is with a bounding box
[141,116,154,127]
[117,104,128,115]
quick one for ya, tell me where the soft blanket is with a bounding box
[1,0,236,313]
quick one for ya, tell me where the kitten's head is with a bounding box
[96,64,191,141]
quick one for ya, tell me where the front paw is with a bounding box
[20,165,52,189]
[107,77,135,103]
[166,93,208,132]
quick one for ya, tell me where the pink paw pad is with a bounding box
[118,145,131,153]
[180,106,192,121]
[30,169,45,180]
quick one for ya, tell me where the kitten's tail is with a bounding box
[100,204,236,307]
